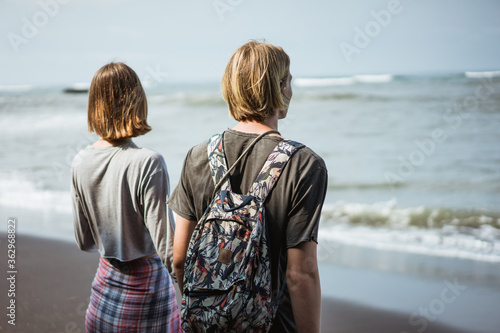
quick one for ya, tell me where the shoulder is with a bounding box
[134,146,165,163]
[130,146,167,173]
[289,143,327,174]
[71,145,93,174]
[183,140,210,166]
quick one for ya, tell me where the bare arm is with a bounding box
[287,241,321,333]
[173,214,197,293]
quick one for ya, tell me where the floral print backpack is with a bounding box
[181,130,304,332]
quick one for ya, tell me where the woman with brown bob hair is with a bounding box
[71,62,181,332]
[170,41,327,332]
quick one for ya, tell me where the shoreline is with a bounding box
[0,233,482,332]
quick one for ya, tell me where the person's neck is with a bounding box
[92,137,132,148]
[232,114,279,136]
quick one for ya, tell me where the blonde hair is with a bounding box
[88,62,151,142]
[222,41,290,122]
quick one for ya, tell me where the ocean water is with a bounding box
[1,71,500,264]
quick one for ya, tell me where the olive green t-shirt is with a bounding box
[169,129,328,332]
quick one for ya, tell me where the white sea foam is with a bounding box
[147,91,225,106]
[294,77,356,87]
[465,70,500,79]
[353,74,393,83]
[321,199,500,229]
[319,224,500,262]
[0,173,71,214]
[319,200,500,262]
[294,74,393,87]
[2,111,86,134]
[0,84,33,92]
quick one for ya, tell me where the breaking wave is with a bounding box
[319,199,500,262]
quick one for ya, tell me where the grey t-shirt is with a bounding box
[168,129,328,332]
[71,141,175,274]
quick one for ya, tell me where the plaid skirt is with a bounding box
[86,256,182,332]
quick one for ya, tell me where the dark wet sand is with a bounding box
[0,234,472,332]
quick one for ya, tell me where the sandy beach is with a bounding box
[0,233,481,333]
[2,0,500,330]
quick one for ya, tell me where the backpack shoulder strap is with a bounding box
[249,139,304,201]
[207,132,231,192]
[208,130,281,198]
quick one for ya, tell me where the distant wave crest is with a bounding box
[464,70,500,79]
[148,92,226,106]
[294,74,393,87]
[0,84,33,92]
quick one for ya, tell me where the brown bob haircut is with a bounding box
[222,41,290,122]
[88,62,151,142]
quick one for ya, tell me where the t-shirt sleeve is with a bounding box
[286,163,328,248]
[141,155,171,270]
[168,147,198,221]
[71,167,97,252]
[168,144,213,222]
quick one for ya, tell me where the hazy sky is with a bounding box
[1,0,500,86]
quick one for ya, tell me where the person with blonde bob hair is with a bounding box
[71,62,182,332]
[170,41,327,332]
[222,40,291,123]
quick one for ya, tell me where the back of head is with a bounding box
[222,41,290,122]
[88,62,151,143]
